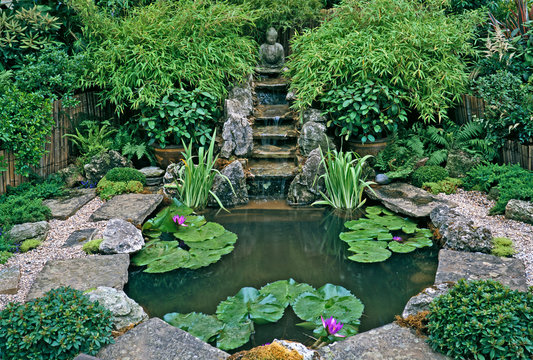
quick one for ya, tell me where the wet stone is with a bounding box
[63,228,98,248]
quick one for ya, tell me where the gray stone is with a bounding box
[145,176,163,186]
[97,318,229,360]
[318,323,448,360]
[402,283,455,318]
[209,161,248,207]
[445,150,481,178]
[57,164,84,188]
[288,148,325,206]
[43,189,96,220]
[366,183,456,218]
[100,218,144,254]
[225,76,253,119]
[163,163,183,198]
[286,91,296,102]
[139,166,165,178]
[90,193,163,226]
[74,355,101,360]
[302,108,327,124]
[63,228,98,248]
[435,249,528,292]
[27,254,129,300]
[84,150,133,184]
[86,286,148,331]
[505,199,533,225]
[298,121,333,157]
[375,173,390,185]
[0,266,20,295]
[221,113,253,158]
[259,27,285,69]
[8,221,49,244]
[274,340,320,360]
[430,206,492,253]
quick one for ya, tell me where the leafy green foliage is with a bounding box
[0,195,51,229]
[320,80,408,143]
[411,166,449,188]
[64,121,117,162]
[132,200,237,273]
[106,167,146,185]
[375,136,424,180]
[427,279,533,359]
[340,206,433,263]
[96,177,143,200]
[0,86,53,176]
[0,287,114,359]
[313,148,374,210]
[82,238,103,254]
[70,0,257,112]
[0,250,13,264]
[164,280,364,350]
[287,0,485,122]
[2,178,65,200]
[20,238,42,253]
[491,237,515,257]
[422,178,463,195]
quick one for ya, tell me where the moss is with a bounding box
[20,239,42,253]
[491,237,515,257]
[395,311,429,336]
[82,239,103,254]
[228,343,303,360]
[411,166,449,188]
[0,251,13,264]
[422,177,463,195]
[106,167,146,185]
[96,176,143,200]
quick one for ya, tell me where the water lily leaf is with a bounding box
[388,241,417,253]
[348,240,388,251]
[249,293,286,324]
[377,232,393,241]
[365,206,385,215]
[348,247,392,263]
[416,228,433,238]
[216,320,254,351]
[164,312,223,343]
[404,236,433,248]
[185,231,237,250]
[144,248,191,273]
[344,219,374,230]
[184,215,207,228]
[402,225,418,234]
[259,279,315,307]
[340,232,374,242]
[142,204,194,233]
[131,241,180,266]
[174,222,225,242]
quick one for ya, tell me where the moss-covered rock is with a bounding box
[96,177,143,200]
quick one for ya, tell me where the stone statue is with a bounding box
[259,27,285,69]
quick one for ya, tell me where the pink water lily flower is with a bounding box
[392,236,403,242]
[321,316,345,337]
[172,215,188,227]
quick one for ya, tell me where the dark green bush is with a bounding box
[0,250,13,264]
[0,287,114,359]
[422,178,463,195]
[96,177,144,200]
[411,166,449,187]
[0,195,51,229]
[2,179,65,201]
[427,279,533,359]
[106,167,146,184]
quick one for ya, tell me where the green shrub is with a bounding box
[422,178,463,195]
[106,167,146,185]
[82,239,103,254]
[0,250,13,265]
[0,286,114,359]
[427,279,533,359]
[2,179,65,201]
[375,136,424,180]
[20,239,42,253]
[96,177,144,200]
[411,166,449,188]
[0,195,51,228]
[491,237,515,257]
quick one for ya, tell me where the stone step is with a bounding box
[254,78,288,91]
[253,124,298,140]
[247,159,298,178]
[252,144,297,159]
[255,67,282,76]
[254,104,293,122]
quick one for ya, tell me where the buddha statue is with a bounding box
[259,27,285,69]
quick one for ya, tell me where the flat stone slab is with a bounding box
[90,194,163,226]
[318,323,448,360]
[43,189,96,220]
[27,254,129,300]
[435,249,528,292]
[74,355,101,360]
[97,318,229,360]
[366,183,455,218]
[0,266,20,295]
[63,228,98,248]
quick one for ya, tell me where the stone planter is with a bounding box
[152,145,185,169]
[344,137,390,158]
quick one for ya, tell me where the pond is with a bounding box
[125,201,439,350]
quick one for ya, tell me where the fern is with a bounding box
[427,149,448,166]
[122,142,155,163]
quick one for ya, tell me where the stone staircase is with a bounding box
[246,70,299,199]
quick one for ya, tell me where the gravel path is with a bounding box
[437,189,533,287]
[0,197,107,309]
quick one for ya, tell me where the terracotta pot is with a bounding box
[153,145,185,169]
[343,137,390,158]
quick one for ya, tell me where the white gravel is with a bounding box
[0,197,107,309]
[437,189,533,287]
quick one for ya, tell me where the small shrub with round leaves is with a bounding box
[0,286,114,360]
[105,167,146,185]
[427,279,533,359]
[411,165,449,188]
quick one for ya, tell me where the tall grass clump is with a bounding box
[313,149,375,211]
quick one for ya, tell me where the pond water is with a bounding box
[125,202,439,350]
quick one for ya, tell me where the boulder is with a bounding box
[100,218,144,255]
[430,206,492,253]
[0,266,20,295]
[302,108,327,124]
[445,150,481,178]
[90,193,163,226]
[84,150,133,184]
[209,160,248,207]
[225,78,253,118]
[8,221,49,244]
[402,283,455,318]
[139,166,165,178]
[298,121,333,157]
[86,286,148,331]
[43,189,96,220]
[288,148,325,206]
[505,199,533,225]
[221,114,253,158]
[163,163,183,198]
[57,164,84,188]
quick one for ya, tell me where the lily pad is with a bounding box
[131,241,180,266]
[174,222,225,243]
[388,241,417,253]
[259,279,315,308]
[144,248,191,273]
[164,312,223,343]
[348,247,392,263]
[185,231,237,250]
[339,232,373,242]
[404,236,433,248]
[348,240,388,251]
[216,320,254,351]
[142,202,194,234]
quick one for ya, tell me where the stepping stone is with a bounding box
[26,254,129,300]
[252,144,297,159]
[90,194,163,226]
[365,183,456,218]
[97,318,229,360]
[43,189,96,220]
[0,266,20,295]
[318,323,448,360]
[63,228,98,248]
[435,249,528,292]
[74,355,101,360]
[253,124,298,140]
